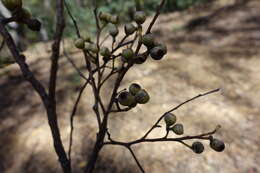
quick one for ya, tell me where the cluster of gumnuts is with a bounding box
[164,113,225,154]
[117,83,149,108]
[74,10,167,64]
[1,0,41,31]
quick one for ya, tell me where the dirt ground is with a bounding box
[0,0,260,172]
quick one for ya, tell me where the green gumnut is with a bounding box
[135,89,150,104]
[210,138,225,152]
[129,83,141,96]
[142,33,155,48]
[124,23,136,35]
[109,25,119,37]
[122,48,134,61]
[164,113,177,127]
[19,8,31,20]
[99,12,112,23]
[100,47,111,57]
[85,43,98,53]
[2,0,22,11]
[134,11,146,24]
[74,38,85,49]
[192,141,204,154]
[118,91,136,107]
[171,123,184,135]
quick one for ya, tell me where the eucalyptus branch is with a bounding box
[48,0,71,172]
[104,125,221,146]
[0,2,71,172]
[141,88,220,140]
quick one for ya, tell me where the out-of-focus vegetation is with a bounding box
[1,0,209,42]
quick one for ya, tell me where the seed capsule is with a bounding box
[109,25,119,37]
[2,0,22,11]
[135,89,150,104]
[129,83,141,96]
[100,47,111,57]
[192,141,204,154]
[134,11,146,24]
[133,53,147,64]
[99,12,112,23]
[19,8,31,20]
[210,138,225,152]
[118,91,136,107]
[150,46,166,60]
[171,124,184,135]
[164,113,177,127]
[74,38,85,49]
[124,23,136,35]
[156,43,167,54]
[122,48,134,61]
[142,34,155,48]
[85,43,98,53]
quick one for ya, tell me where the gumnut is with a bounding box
[164,113,177,127]
[124,23,136,35]
[74,38,85,49]
[135,89,150,104]
[210,138,225,152]
[134,11,146,24]
[142,33,155,48]
[118,91,136,107]
[109,25,119,37]
[2,0,22,11]
[192,141,204,154]
[171,123,184,135]
[129,83,141,96]
[122,48,134,61]
[100,47,111,57]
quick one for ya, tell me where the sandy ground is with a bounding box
[0,0,260,172]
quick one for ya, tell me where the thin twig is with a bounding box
[62,40,89,81]
[0,39,5,51]
[146,0,166,34]
[68,80,90,163]
[127,147,146,173]
[64,0,81,38]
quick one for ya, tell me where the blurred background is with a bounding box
[0,0,260,172]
